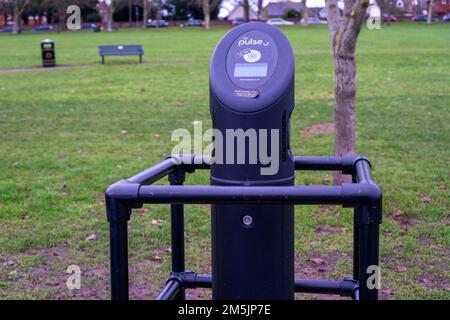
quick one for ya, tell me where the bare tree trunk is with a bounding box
[128,0,132,24]
[301,0,308,26]
[257,0,263,20]
[203,0,211,30]
[202,0,220,30]
[58,11,63,33]
[243,0,250,22]
[427,0,433,24]
[107,4,114,32]
[325,0,367,185]
[334,54,357,178]
[12,2,20,34]
[156,7,161,29]
[143,0,148,28]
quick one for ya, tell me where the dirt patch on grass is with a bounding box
[302,122,334,137]
[1,247,109,299]
[380,250,450,298]
[386,210,418,233]
[0,246,164,300]
[4,240,446,300]
[315,226,347,235]
[294,251,351,300]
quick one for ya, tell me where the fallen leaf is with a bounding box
[136,208,150,216]
[8,270,17,276]
[3,259,16,266]
[438,185,448,190]
[310,258,325,265]
[382,288,394,296]
[61,191,70,197]
[392,210,402,218]
[98,201,106,206]
[85,233,97,241]
[151,219,164,225]
[395,266,407,273]
[20,212,30,220]
[121,130,128,135]
[164,247,172,253]
[420,195,431,203]
[322,176,332,185]
[151,256,162,262]
[315,226,345,235]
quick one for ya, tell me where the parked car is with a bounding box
[183,19,203,27]
[0,26,14,33]
[33,25,53,32]
[411,15,437,22]
[266,18,294,26]
[232,18,246,26]
[442,14,450,22]
[383,14,398,22]
[147,19,168,28]
[300,17,327,25]
[80,24,101,32]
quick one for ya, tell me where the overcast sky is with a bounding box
[218,0,328,18]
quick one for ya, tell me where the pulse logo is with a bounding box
[238,37,269,47]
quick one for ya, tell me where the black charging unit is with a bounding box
[105,22,382,300]
[210,22,295,299]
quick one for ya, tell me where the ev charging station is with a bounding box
[105,22,382,300]
[209,22,295,299]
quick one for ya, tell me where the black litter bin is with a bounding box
[41,39,55,67]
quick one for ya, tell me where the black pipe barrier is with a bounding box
[175,273,358,298]
[105,154,381,300]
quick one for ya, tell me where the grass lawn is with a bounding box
[0,23,448,300]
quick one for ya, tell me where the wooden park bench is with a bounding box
[98,45,144,64]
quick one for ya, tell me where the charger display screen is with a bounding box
[233,63,268,77]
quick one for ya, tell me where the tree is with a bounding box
[142,0,148,27]
[325,0,369,184]
[427,0,433,25]
[0,0,30,34]
[98,0,125,32]
[202,0,220,29]
[45,0,73,32]
[300,0,308,25]
[256,0,262,20]
[167,0,203,20]
[242,0,249,22]
[42,0,97,31]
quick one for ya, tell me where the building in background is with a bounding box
[260,1,302,20]
[433,0,450,14]
[227,5,258,21]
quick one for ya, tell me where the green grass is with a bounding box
[0,23,449,300]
